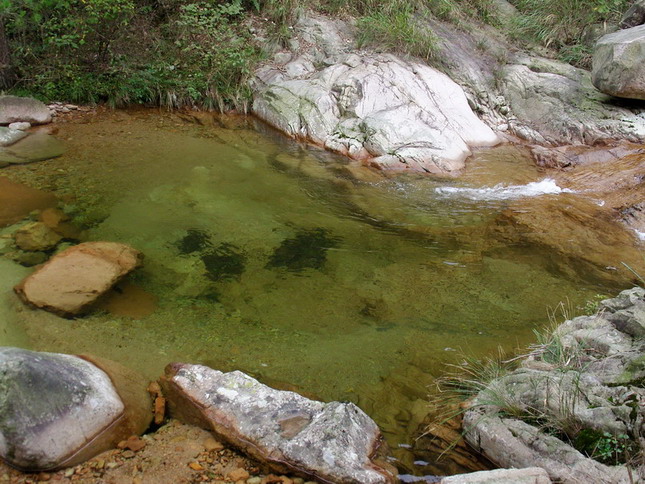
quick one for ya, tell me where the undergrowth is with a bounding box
[508,0,630,67]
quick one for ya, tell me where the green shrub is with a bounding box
[509,0,630,67]
[1,0,261,110]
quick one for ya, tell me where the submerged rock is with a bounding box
[14,241,143,316]
[160,364,398,484]
[13,221,62,251]
[463,288,645,484]
[592,25,645,100]
[0,96,52,125]
[0,177,57,228]
[0,132,65,166]
[0,347,152,471]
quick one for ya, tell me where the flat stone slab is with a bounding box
[0,133,65,166]
[161,364,397,484]
[0,96,52,125]
[14,242,143,316]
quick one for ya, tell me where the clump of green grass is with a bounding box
[509,0,630,67]
[356,3,439,61]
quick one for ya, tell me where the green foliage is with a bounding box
[509,0,630,67]
[356,2,439,61]
[574,430,639,465]
[2,0,261,110]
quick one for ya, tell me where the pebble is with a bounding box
[121,450,136,459]
[203,437,224,452]
[247,478,262,484]
[228,468,250,481]
[188,461,204,471]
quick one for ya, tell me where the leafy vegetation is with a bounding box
[0,0,633,106]
[508,0,630,67]
[0,0,262,109]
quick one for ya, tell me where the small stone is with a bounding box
[14,221,62,251]
[203,437,224,452]
[123,436,146,452]
[228,468,250,481]
[247,478,262,484]
[132,477,143,484]
[189,462,204,471]
[292,479,304,484]
[8,250,48,267]
[106,462,119,469]
[38,473,51,481]
[64,469,74,477]
[121,450,135,459]
[8,122,31,131]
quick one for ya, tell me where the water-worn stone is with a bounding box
[8,122,31,131]
[620,0,645,28]
[462,288,645,484]
[0,127,28,147]
[253,15,499,174]
[14,241,143,316]
[592,25,645,100]
[0,96,52,125]
[440,467,551,484]
[13,221,62,251]
[0,132,65,166]
[501,55,645,144]
[160,364,397,484]
[0,347,152,471]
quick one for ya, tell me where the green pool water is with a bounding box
[1,109,631,476]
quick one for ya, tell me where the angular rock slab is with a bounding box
[161,364,397,484]
[254,53,500,174]
[592,25,645,100]
[0,347,152,471]
[15,242,143,317]
[620,0,645,29]
[0,96,52,125]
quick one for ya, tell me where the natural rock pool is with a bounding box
[1,108,641,476]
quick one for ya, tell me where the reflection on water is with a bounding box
[1,110,631,475]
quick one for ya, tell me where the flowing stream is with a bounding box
[0,109,635,476]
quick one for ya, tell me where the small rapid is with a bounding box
[435,178,572,201]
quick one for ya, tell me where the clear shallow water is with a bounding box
[1,109,629,475]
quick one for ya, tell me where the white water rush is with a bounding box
[435,178,572,201]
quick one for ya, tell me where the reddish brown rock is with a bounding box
[14,242,143,317]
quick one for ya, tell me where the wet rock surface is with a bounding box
[0,347,151,471]
[253,14,499,174]
[161,364,398,484]
[592,25,645,100]
[0,132,65,166]
[13,221,62,251]
[0,96,52,126]
[463,288,645,484]
[14,241,143,317]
